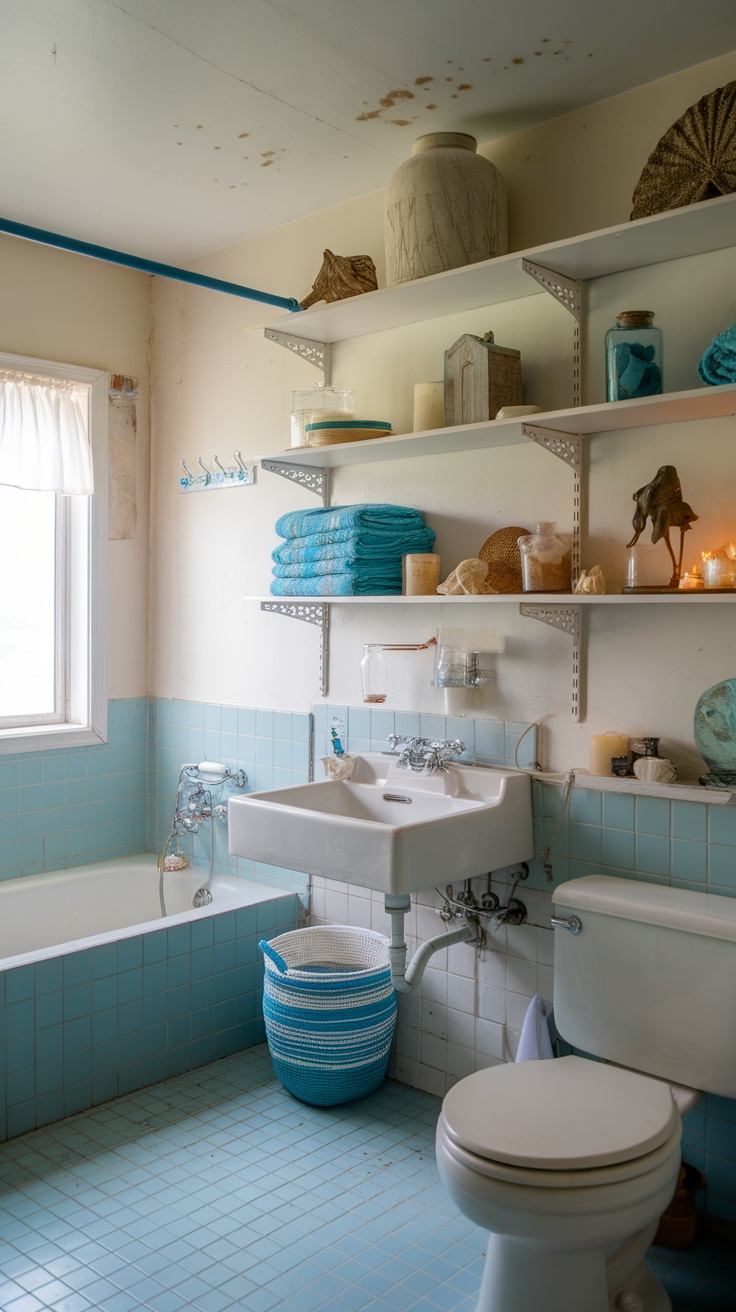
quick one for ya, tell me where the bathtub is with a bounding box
[0,854,300,1141]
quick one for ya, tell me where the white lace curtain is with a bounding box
[0,369,93,494]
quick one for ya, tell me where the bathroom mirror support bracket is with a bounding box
[264,329,332,383]
[260,458,330,505]
[519,603,582,722]
[261,601,329,696]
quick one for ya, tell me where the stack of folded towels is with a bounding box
[270,503,436,596]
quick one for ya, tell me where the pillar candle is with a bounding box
[413,382,445,432]
[589,731,629,776]
[403,553,441,595]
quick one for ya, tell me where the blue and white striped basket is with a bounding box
[259,925,398,1107]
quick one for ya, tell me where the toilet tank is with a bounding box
[552,875,736,1099]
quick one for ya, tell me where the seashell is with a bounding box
[478,526,530,593]
[574,565,606,594]
[437,558,497,595]
[299,249,378,309]
[631,80,736,220]
[633,757,677,784]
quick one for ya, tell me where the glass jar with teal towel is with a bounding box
[605,310,663,401]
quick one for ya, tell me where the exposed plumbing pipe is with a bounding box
[385,894,476,993]
[0,215,303,313]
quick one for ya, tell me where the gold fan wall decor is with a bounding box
[631,81,736,220]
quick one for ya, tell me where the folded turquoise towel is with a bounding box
[270,574,401,597]
[272,526,436,567]
[698,323,736,385]
[273,555,403,580]
[274,503,431,540]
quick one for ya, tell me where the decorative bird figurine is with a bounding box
[626,464,698,587]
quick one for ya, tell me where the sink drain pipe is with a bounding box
[385,893,476,993]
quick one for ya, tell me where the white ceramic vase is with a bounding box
[384,132,507,286]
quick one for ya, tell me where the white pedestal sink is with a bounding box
[228,753,534,894]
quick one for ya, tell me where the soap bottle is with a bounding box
[605,311,663,401]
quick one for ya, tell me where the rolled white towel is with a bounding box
[516,993,554,1062]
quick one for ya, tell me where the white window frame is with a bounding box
[0,352,108,754]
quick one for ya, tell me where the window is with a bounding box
[0,353,108,753]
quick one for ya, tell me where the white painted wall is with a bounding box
[0,235,151,699]
[149,49,736,782]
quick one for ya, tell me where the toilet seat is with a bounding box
[440,1055,680,1176]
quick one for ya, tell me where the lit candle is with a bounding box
[702,550,736,588]
[589,732,629,776]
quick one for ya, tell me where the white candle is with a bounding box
[413,382,445,432]
[589,732,629,776]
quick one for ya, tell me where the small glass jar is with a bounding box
[360,644,387,703]
[605,311,663,402]
[518,522,572,593]
[290,385,355,448]
[402,553,440,595]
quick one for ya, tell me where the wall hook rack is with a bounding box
[179,452,256,492]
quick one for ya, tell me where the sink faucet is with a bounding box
[388,735,465,773]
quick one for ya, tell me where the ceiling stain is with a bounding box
[238,132,249,139]
[379,89,415,108]
[415,76,433,86]
[392,119,411,126]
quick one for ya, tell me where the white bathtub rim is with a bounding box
[0,853,298,974]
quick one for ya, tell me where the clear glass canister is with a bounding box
[605,310,663,402]
[360,644,387,703]
[518,522,572,593]
[290,385,355,448]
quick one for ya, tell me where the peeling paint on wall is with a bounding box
[108,375,138,541]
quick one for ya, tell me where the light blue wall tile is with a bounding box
[636,833,671,877]
[708,805,736,846]
[671,839,707,883]
[672,801,707,842]
[708,845,736,891]
[568,823,602,865]
[475,719,504,761]
[602,792,635,831]
[570,789,602,827]
[602,827,636,870]
[635,796,670,837]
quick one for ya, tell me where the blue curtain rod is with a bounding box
[0,215,303,313]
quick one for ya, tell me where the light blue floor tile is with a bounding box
[0,1044,733,1312]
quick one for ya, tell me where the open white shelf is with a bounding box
[260,384,736,470]
[573,770,734,806]
[259,192,736,343]
[251,592,736,605]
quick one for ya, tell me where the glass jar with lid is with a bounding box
[290,385,355,448]
[605,311,663,402]
[518,523,572,593]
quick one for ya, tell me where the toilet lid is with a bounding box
[441,1055,680,1170]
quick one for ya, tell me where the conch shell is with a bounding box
[299,250,378,309]
[437,558,498,595]
[633,757,677,784]
[574,565,606,594]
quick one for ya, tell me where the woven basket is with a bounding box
[259,926,398,1107]
[478,525,530,593]
[653,1163,706,1249]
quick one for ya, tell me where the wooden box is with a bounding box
[444,332,522,426]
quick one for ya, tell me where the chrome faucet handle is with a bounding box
[422,739,466,772]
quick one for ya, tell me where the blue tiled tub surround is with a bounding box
[0,854,299,1141]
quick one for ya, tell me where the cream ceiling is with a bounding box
[1,0,735,263]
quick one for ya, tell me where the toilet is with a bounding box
[436,875,736,1312]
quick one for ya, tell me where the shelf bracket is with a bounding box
[260,458,330,505]
[261,601,330,697]
[519,603,583,722]
[263,329,332,383]
[522,259,583,408]
[521,426,585,583]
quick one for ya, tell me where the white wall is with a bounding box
[149,49,736,781]
[0,235,151,699]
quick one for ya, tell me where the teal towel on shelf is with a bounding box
[272,525,436,567]
[274,503,431,540]
[270,574,401,597]
[698,323,736,385]
[273,555,406,580]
